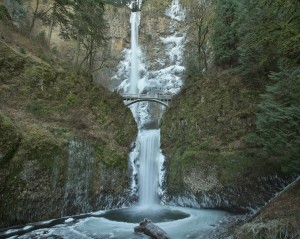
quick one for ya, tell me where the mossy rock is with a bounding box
[93,140,127,169]
[17,123,64,170]
[0,111,21,165]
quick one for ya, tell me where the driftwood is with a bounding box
[134,218,170,239]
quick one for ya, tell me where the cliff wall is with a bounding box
[0,40,137,227]
[160,72,294,212]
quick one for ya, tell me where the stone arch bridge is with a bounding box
[122,94,172,107]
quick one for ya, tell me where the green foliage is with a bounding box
[0,112,21,165]
[161,73,266,192]
[211,0,239,67]
[19,47,26,54]
[26,101,50,116]
[208,0,300,174]
[185,0,212,73]
[66,92,78,105]
[0,5,11,21]
[93,141,127,169]
[257,68,300,173]
[245,132,261,147]
[237,0,300,79]
[211,0,300,77]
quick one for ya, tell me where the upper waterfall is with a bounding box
[129,12,141,94]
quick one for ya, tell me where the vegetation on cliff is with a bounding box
[162,0,299,187]
[161,0,299,234]
[211,0,300,173]
[0,6,137,226]
[232,178,300,239]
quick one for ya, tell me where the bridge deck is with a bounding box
[122,94,172,102]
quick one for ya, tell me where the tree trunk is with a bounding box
[134,219,170,239]
[47,2,57,45]
[202,46,208,72]
[74,29,81,68]
[88,38,94,73]
[30,0,40,34]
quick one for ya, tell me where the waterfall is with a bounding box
[62,139,94,215]
[129,12,141,94]
[138,130,160,206]
[126,6,163,207]
[116,0,187,207]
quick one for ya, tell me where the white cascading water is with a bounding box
[138,130,160,206]
[127,4,162,206]
[129,12,140,94]
[123,0,188,207]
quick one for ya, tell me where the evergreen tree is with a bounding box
[257,68,300,173]
[211,0,239,67]
[237,0,300,79]
[47,0,107,72]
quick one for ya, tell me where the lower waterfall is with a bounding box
[138,130,160,206]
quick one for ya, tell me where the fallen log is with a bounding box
[134,218,170,239]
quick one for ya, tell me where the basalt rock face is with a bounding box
[0,41,137,227]
[94,5,131,90]
[160,73,295,212]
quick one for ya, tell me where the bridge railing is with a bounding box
[122,93,172,101]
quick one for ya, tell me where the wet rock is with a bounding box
[142,120,160,130]
[134,218,170,239]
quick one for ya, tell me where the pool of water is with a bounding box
[1,206,229,239]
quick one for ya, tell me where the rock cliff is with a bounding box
[160,73,294,212]
[0,40,137,227]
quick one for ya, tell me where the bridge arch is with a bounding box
[125,99,169,107]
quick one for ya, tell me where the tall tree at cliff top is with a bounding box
[58,0,107,73]
[186,0,213,73]
[211,0,300,172]
[257,68,300,173]
[41,0,71,45]
[242,0,300,173]
[211,0,239,67]
[237,0,300,81]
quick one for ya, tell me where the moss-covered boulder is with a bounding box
[0,112,21,165]
[161,72,293,212]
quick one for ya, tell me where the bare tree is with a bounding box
[186,0,212,72]
[29,0,40,33]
